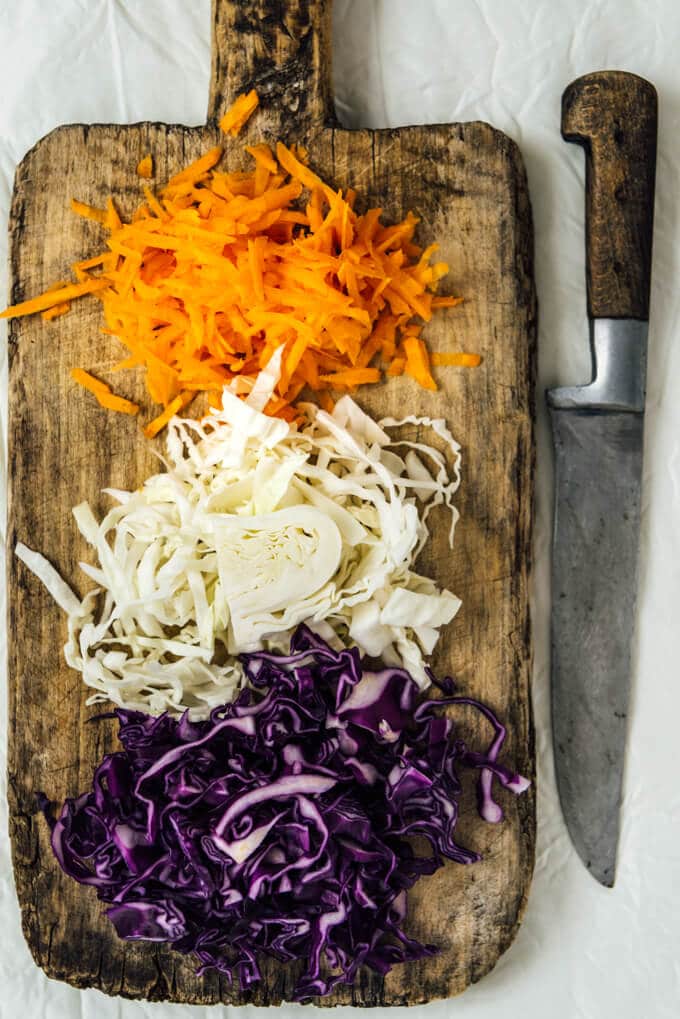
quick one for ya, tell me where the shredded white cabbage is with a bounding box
[16,367,462,718]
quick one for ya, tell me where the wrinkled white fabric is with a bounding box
[1,2,679,1017]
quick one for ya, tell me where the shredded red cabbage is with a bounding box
[38,625,529,1000]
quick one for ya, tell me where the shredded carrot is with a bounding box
[318,392,336,414]
[219,89,259,136]
[70,367,139,415]
[40,281,71,320]
[276,141,335,203]
[403,336,437,391]
[73,254,109,273]
[96,391,140,415]
[42,302,70,321]
[143,391,194,439]
[1,87,473,433]
[246,143,278,174]
[142,185,168,221]
[319,368,381,388]
[105,198,122,232]
[166,147,223,188]
[70,199,107,224]
[137,154,153,178]
[70,367,110,395]
[431,351,482,367]
[1,279,108,319]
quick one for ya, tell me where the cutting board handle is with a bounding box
[208,0,334,131]
[562,71,657,322]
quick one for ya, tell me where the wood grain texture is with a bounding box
[562,71,657,321]
[7,0,536,1007]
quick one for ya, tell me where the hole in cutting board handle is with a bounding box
[207,0,336,131]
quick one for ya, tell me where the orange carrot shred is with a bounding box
[71,367,111,395]
[166,147,223,188]
[96,392,140,415]
[2,88,471,432]
[42,302,71,321]
[145,353,180,406]
[70,367,139,415]
[111,355,140,372]
[105,197,122,232]
[70,199,107,224]
[245,143,278,174]
[318,392,336,414]
[276,142,336,204]
[319,368,381,387]
[403,336,437,391]
[219,90,259,137]
[143,186,168,221]
[1,279,108,319]
[137,154,153,179]
[41,281,71,319]
[143,391,194,439]
[431,352,482,367]
[73,254,110,275]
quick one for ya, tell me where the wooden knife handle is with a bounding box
[562,71,657,321]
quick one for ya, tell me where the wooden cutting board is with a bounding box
[6,0,536,1007]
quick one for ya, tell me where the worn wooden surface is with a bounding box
[7,0,536,1007]
[562,70,657,321]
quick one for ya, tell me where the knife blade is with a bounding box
[547,71,657,886]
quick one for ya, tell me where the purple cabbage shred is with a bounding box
[38,624,529,1000]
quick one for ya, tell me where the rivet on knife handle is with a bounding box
[562,70,657,321]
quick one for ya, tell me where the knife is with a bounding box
[547,71,657,886]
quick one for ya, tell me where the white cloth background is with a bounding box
[1,2,679,1017]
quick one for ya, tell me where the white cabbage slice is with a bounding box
[16,360,462,718]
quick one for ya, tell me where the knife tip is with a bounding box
[587,858,616,888]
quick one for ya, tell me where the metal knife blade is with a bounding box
[549,405,643,885]
[548,72,658,885]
